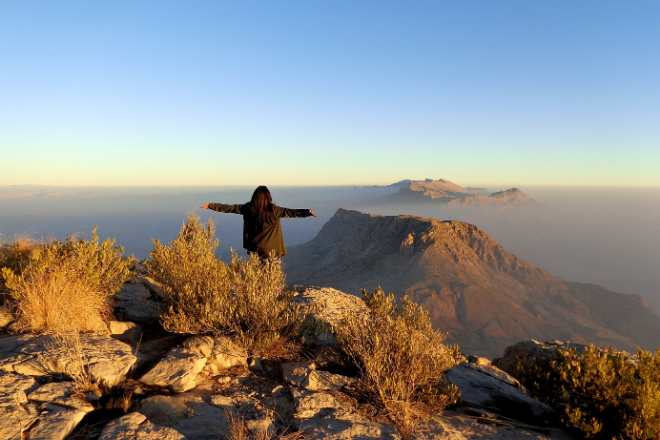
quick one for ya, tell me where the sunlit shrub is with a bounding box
[1,227,133,333]
[512,345,660,439]
[149,212,315,359]
[334,287,460,434]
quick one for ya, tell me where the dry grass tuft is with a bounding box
[149,212,317,359]
[9,268,110,333]
[335,287,460,436]
[1,226,133,333]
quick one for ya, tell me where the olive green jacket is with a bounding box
[208,203,312,257]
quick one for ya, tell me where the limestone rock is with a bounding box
[299,411,401,440]
[181,335,215,358]
[109,321,142,344]
[491,340,634,377]
[282,361,351,391]
[28,405,87,440]
[0,371,39,402]
[139,348,207,392]
[139,394,230,440]
[116,299,160,323]
[445,361,555,424]
[0,395,39,440]
[293,389,352,419]
[205,337,247,374]
[209,394,237,415]
[28,381,95,413]
[10,334,138,387]
[413,411,575,439]
[98,412,186,440]
[293,286,368,344]
[117,283,152,301]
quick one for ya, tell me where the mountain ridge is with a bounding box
[285,209,660,358]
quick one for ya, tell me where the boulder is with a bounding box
[205,337,247,374]
[139,394,230,440]
[98,412,186,440]
[108,321,142,345]
[293,286,369,344]
[28,381,95,413]
[293,388,352,419]
[10,334,138,387]
[139,347,207,392]
[28,405,87,440]
[115,299,160,323]
[117,283,152,301]
[282,361,352,391]
[492,340,637,376]
[181,335,215,358]
[0,395,39,440]
[299,411,401,440]
[413,411,575,440]
[445,360,555,424]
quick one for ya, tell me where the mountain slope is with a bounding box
[285,209,660,358]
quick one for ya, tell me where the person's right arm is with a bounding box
[201,203,245,214]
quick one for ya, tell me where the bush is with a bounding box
[1,227,133,333]
[0,234,41,298]
[149,213,314,359]
[511,345,660,439]
[334,287,460,434]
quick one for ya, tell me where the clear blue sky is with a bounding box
[1,1,658,186]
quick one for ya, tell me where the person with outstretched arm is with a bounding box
[200,185,316,259]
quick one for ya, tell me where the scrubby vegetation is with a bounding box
[512,345,660,439]
[334,287,460,434]
[149,212,316,359]
[1,227,133,333]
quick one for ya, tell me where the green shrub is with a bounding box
[512,345,660,439]
[334,287,460,434]
[1,227,133,333]
[149,212,315,359]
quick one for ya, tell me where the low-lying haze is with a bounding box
[1,183,658,312]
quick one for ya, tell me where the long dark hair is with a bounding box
[249,186,275,226]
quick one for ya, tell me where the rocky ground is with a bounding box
[0,275,579,440]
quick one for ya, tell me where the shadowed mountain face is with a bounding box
[285,209,660,358]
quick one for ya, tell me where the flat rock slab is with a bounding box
[139,348,207,392]
[1,334,138,387]
[445,362,555,424]
[99,412,186,440]
[0,395,39,440]
[413,412,575,440]
[28,405,87,440]
[139,395,230,440]
[299,411,401,440]
[0,371,39,402]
